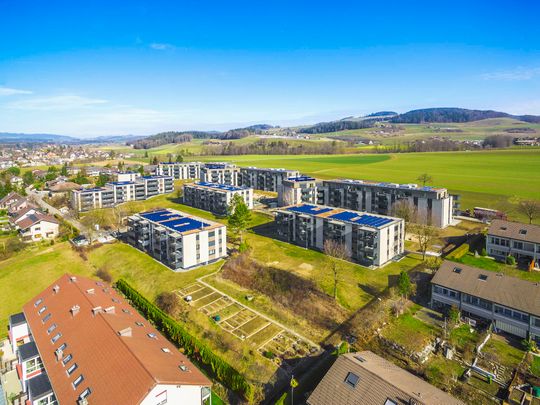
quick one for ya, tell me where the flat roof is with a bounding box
[243,166,298,173]
[283,204,398,229]
[28,373,53,400]
[141,175,172,180]
[432,260,540,316]
[326,178,447,192]
[139,208,220,233]
[9,312,26,326]
[203,163,234,169]
[286,176,316,182]
[190,181,249,192]
[19,341,39,361]
[107,181,136,186]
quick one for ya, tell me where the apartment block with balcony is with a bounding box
[431,261,540,342]
[486,219,540,269]
[114,171,141,182]
[155,162,202,180]
[318,179,454,228]
[127,208,227,270]
[275,204,404,267]
[278,176,318,206]
[199,163,239,186]
[237,167,300,192]
[183,182,253,216]
[6,275,212,405]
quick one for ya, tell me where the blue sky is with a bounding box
[1,0,539,137]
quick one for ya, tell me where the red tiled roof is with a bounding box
[16,212,58,230]
[23,275,210,404]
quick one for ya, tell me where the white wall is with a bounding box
[141,384,209,405]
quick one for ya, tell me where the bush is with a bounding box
[263,351,275,359]
[238,240,250,253]
[95,267,113,283]
[447,243,469,260]
[155,291,179,316]
[522,339,538,352]
[506,255,516,265]
[481,248,487,257]
[115,279,255,402]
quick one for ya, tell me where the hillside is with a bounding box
[391,108,540,124]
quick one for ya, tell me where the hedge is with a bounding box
[115,279,255,402]
[446,243,469,260]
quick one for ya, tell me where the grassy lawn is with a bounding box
[531,355,540,377]
[449,324,480,348]
[482,335,526,369]
[382,303,440,352]
[425,356,466,386]
[452,253,540,282]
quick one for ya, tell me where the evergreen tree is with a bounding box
[176,154,183,162]
[60,163,68,176]
[227,194,252,243]
[397,271,412,298]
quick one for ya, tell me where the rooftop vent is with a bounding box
[354,355,366,363]
[104,306,115,314]
[179,364,189,372]
[500,226,507,231]
[92,306,102,315]
[71,305,80,316]
[53,285,60,294]
[161,347,171,353]
[118,327,132,337]
[86,288,95,294]
[70,276,77,283]
[55,348,64,361]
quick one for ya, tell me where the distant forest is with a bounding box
[391,108,540,124]
[201,139,346,155]
[298,119,376,134]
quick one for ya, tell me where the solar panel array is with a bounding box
[194,181,246,192]
[286,176,315,182]
[285,204,395,228]
[140,209,211,233]
[286,204,334,215]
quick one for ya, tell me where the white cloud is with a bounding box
[0,87,33,96]
[150,42,175,51]
[481,67,540,81]
[7,95,108,111]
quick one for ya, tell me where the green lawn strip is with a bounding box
[449,324,480,348]
[452,254,540,282]
[425,356,466,386]
[482,336,526,369]
[530,355,540,377]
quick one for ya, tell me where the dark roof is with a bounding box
[308,351,464,405]
[19,341,39,361]
[9,312,26,326]
[28,373,53,399]
[488,219,540,244]
[432,261,540,316]
[17,212,59,230]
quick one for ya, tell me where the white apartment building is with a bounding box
[183,182,254,215]
[238,167,300,192]
[114,171,141,182]
[278,176,319,206]
[275,204,404,267]
[155,162,202,180]
[199,163,239,185]
[127,208,227,270]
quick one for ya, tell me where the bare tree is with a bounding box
[517,199,540,224]
[156,291,179,316]
[81,209,107,243]
[417,173,433,187]
[391,199,418,223]
[323,239,351,300]
[409,223,440,260]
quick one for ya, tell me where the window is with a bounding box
[478,274,488,281]
[26,357,43,373]
[47,324,57,334]
[57,343,67,352]
[42,313,51,323]
[34,298,43,307]
[135,321,144,327]
[73,374,84,388]
[62,354,73,365]
[344,372,359,388]
[519,229,527,235]
[67,363,78,375]
[38,306,47,315]
[384,400,398,405]
[147,333,157,339]
[51,333,62,343]
[453,267,462,274]
[79,388,92,400]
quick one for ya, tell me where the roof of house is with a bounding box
[431,260,540,316]
[136,208,223,234]
[10,206,38,222]
[189,181,249,192]
[28,373,54,400]
[48,182,81,192]
[23,274,211,405]
[9,312,26,326]
[324,178,448,193]
[488,219,540,244]
[281,204,400,229]
[17,212,59,230]
[0,191,23,206]
[285,176,316,182]
[307,351,464,405]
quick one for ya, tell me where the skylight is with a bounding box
[147,333,157,339]
[453,267,462,274]
[345,372,359,388]
[51,332,62,343]
[67,363,78,375]
[34,298,43,307]
[38,306,47,315]
[519,229,527,235]
[73,374,84,388]
[79,388,92,400]
[42,313,51,323]
[384,399,398,405]
[47,323,57,334]
[135,321,144,327]
[479,274,488,281]
[62,354,73,365]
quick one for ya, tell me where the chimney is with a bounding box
[55,348,63,361]
[92,306,102,315]
[86,288,95,294]
[117,327,132,337]
[53,285,60,294]
[71,305,80,316]
[104,306,115,314]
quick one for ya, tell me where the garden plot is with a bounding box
[260,331,315,359]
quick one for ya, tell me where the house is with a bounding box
[0,191,23,209]
[47,181,81,196]
[127,208,227,270]
[486,219,540,269]
[6,196,37,214]
[10,175,24,187]
[237,166,300,192]
[183,182,254,215]
[275,204,404,267]
[431,260,540,342]
[10,206,40,225]
[307,351,464,405]
[7,274,212,404]
[31,169,48,179]
[13,212,59,242]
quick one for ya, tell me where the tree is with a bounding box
[227,194,252,243]
[95,173,111,187]
[417,173,433,187]
[22,171,35,186]
[60,163,68,176]
[144,150,149,158]
[167,153,173,163]
[409,223,440,260]
[397,271,412,298]
[391,199,417,223]
[81,210,107,243]
[176,154,184,162]
[95,267,113,283]
[517,199,540,224]
[138,165,145,176]
[151,156,159,165]
[6,166,21,176]
[323,239,351,300]
[448,305,461,325]
[155,291,179,316]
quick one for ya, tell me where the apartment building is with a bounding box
[486,219,540,269]
[71,175,173,211]
[275,204,404,267]
[7,274,211,405]
[431,261,540,341]
[114,171,141,182]
[308,351,464,405]
[237,167,300,192]
[183,182,253,215]
[127,208,227,270]
[155,162,202,180]
[199,163,239,185]
[278,176,318,206]
[318,179,454,228]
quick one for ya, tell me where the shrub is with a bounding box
[447,243,469,260]
[522,339,537,352]
[115,279,255,402]
[155,291,179,316]
[95,267,113,283]
[263,351,275,359]
[506,255,516,265]
[481,248,487,257]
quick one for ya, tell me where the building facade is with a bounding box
[199,163,239,185]
[318,179,453,228]
[278,176,318,206]
[155,162,202,180]
[275,204,404,267]
[183,182,253,215]
[237,167,300,192]
[7,275,211,405]
[486,219,540,269]
[115,171,141,182]
[126,208,227,270]
[71,175,173,211]
[431,261,540,342]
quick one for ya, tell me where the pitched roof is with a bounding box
[23,275,210,405]
[17,212,58,230]
[0,191,22,205]
[10,206,38,223]
[307,351,464,405]
[432,260,540,316]
[48,181,81,192]
[488,219,540,244]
